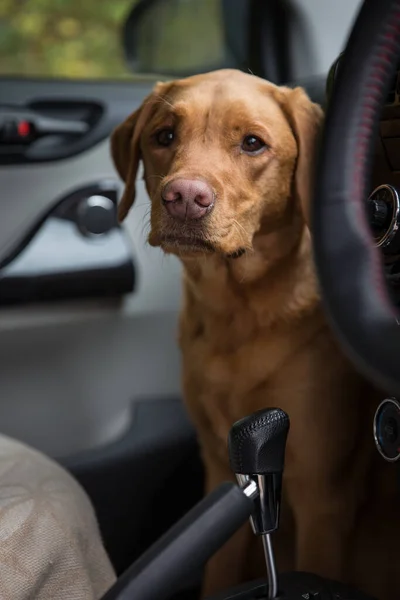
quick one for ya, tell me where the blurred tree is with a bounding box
[0,0,137,78]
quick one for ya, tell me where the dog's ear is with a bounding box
[280,87,324,228]
[110,81,172,222]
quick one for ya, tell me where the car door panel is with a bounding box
[0,179,135,305]
[0,78,183,458]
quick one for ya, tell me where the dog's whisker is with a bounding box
[153,94,174,109]
[231,219,248,241]
[140,208,152,238]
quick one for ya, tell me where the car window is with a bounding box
[0,0,243,80]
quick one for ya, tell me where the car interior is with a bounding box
[2,0,400,599]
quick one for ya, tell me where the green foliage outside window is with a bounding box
[0,0,136,79]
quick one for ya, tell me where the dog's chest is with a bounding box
[178,281,321,455]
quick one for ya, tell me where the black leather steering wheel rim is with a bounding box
[312,0,400,394]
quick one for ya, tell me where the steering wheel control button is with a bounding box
[76,195,117,236]
[373,398,400,462]
[368,196,390,230]
[366,184,400,253]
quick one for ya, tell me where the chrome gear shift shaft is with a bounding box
[228,408,290,599]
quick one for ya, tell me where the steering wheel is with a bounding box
[313,0,400,395]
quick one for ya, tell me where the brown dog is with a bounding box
[111,69,400,600]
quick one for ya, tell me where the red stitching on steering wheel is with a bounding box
[350,9,400,313]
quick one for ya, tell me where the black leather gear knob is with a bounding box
[228,408,290,475]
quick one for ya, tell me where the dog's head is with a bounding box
[111,69,323,259]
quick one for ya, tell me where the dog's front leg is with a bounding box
[289,481,356,582]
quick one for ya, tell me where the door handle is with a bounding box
[0,106,89,144]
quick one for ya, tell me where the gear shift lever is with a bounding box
[228,408,290,599]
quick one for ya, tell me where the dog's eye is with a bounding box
[241,135,267,155]
[155,128,175,147]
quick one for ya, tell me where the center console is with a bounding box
[101,408,376,600]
